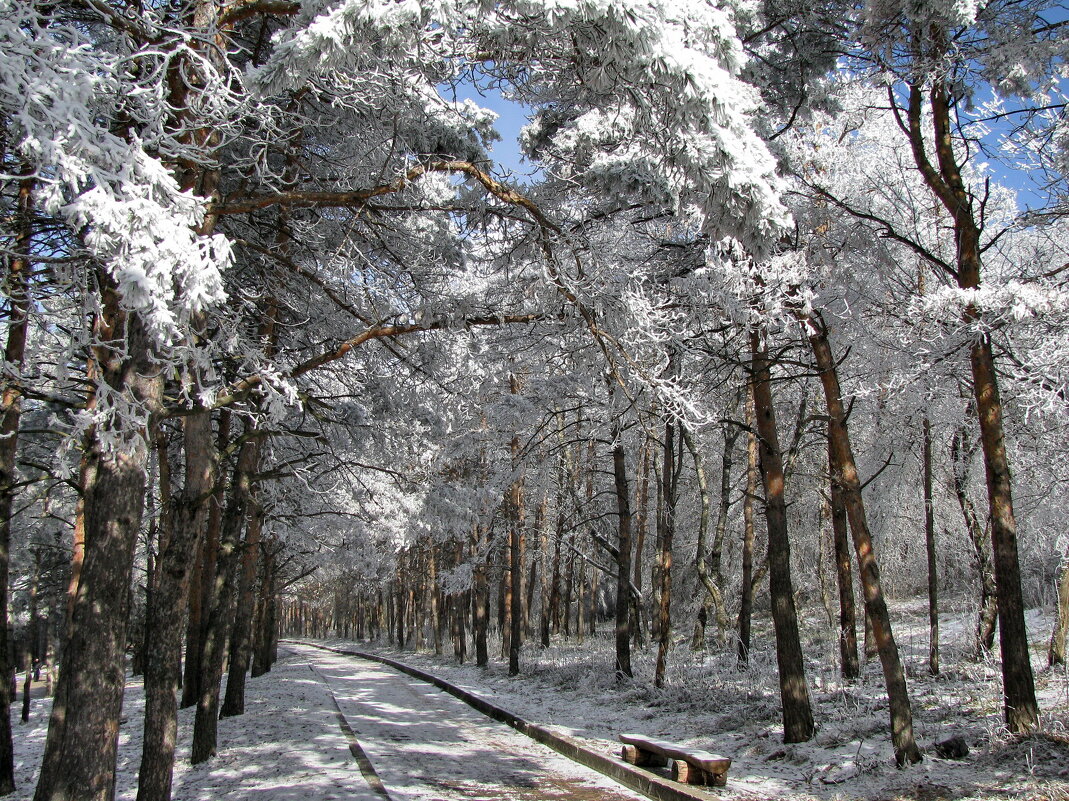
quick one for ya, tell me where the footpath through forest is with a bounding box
[8,608,1069,801]
[298,602,1069,801]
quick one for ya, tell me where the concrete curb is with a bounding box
[287,640,726,801]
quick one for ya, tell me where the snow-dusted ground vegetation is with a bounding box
[316,604,1069,801]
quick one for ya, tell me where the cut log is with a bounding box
[620,743,668,768]
[619,733,730,786]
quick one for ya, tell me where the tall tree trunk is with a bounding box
[971,333,1039,731]
[34,291,161,801]
[908,77,1039,734]
[654,417,676,689]
[632,439,650,647]
[737,389,758,668]
[137,410,216,801]
[611,431,633,679]
[251,542,277,678]
[429,544,442,656]
[951,426,998,655]
[180,414,229,709]
[21,551,40,724]
[0,171,33,795]
[220,497,264,718]
[190,432,260,764]
[749,330,814,744]
[684,425,734,649]
[1048,558,1069,667]
[828,438,859,682]
[473,525,489,667]
[508,371,524,676]
[539,514,551,649]
[923,417,940,676]
[549,524,562,638]
[499,544,510,656]
[38,445,92,798]
[576,558,585,644]
[525,504,540,639]
[804,312,920,765]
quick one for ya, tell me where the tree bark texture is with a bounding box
[473,526,489,667]
[1049,558,1069,667]
[970,335,1040,730]
[137,411,216,801]
[220,497,264,717]
[805,313,920,765]
[923,417,940,676]
[737,389,758,668]
[828,437,859,682]
[34,293,161,801]
[180,413,229,709]
[632,439,649,647]
[611,435,633,679]
[0,171,33,796]
[951,426,998,655]
[908,76,1039,733]
[749,330,814,744]
[654,417,676,689]
[191,431,261,764]
[251,542,277,678]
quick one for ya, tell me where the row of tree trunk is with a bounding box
[280,315,991,765]
[293,303,1057,768]
[28,392,283,801]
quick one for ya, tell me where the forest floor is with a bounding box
[7,598,1069,800]
[314,597,1069,801]
[9,646,387,801]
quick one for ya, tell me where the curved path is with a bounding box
[284,642,648,801]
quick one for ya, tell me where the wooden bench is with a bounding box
[619,733,731,787]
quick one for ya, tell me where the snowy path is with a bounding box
[285,643,649,801]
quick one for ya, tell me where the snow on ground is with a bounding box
[10,651,380,801]
[6,598,1068,801]
[292,641,649,801]
[314,599,1069,801]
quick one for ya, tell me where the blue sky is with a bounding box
[458,85,537,182]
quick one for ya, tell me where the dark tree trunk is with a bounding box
[429,544,442,656]
[923,418,939,676]
[632,439,649,647]
[908,77,1038,733]
[221,498,264,718]
[654,417,676,689]
[737,390,758,668]
[1049,559,1069,667]
[539,513,551,649]
[21,551,40,724]
[549,516,562,638]
[190,432,260,764]
[508,517,522,676]
[805,312,920,765]
[749,330,814,744]
[828,438,859,681]
[137,411,216,801]
[473,526,489,667]
[34,293,161,801]
[180,414,228,709]
[971,335,1040,731]
[0,171,33,795]
[611,434,633,679]
[37,452,91,798]
[951,426,998,655]
[499,545,510,658]
[251,542,276,678]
